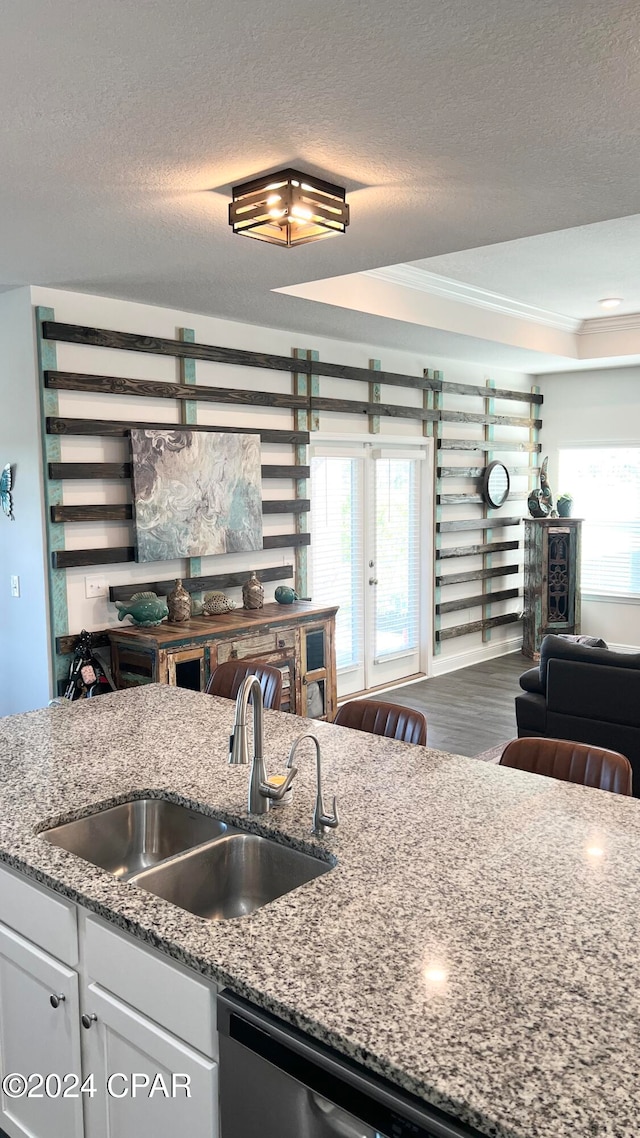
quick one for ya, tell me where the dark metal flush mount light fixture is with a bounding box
[229,168,349,247]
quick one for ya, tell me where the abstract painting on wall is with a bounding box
[130,429,263,563]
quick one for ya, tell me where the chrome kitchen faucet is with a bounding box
[229,675,297,815]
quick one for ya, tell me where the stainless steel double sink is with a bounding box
[42,798,331,921]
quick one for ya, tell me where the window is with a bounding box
[558,447,640,598]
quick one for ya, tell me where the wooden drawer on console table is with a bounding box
[108,602,338,720]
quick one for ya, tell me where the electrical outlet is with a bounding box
[85,577,108,599]
[10,575,20,598]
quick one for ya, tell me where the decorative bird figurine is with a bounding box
[528,456,557,518]
[1,464,14,520]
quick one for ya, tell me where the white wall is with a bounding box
[25,285,534,697]
[0,288,51,715]
[537,365,640,648]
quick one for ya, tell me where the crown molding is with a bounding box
[364,266,582,333]
[578,312,640,336]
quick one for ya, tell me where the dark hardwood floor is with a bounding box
[380,651,526,757]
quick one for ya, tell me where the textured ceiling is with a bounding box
[410,216,640,320]
[1,0,639,352]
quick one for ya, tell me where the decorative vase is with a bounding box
[557,495,573,518]
[242,572,264,610]
[167,579,191,622]
[274,586,298,605]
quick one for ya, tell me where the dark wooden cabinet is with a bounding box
[523,518,582,658]
[108,602,338,720]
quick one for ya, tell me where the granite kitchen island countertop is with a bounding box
[1,683,639,1138]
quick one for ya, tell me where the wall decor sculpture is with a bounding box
[130,429,263,563]
[1,464,14,520]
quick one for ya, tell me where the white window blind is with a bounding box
[559,447,640,598]
[310,456,364,670]
[373,457,420,660]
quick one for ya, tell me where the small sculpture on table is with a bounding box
[242,571,264,610]
[528,456,557,518]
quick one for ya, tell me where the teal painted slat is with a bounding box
[369,358,381,434]
[292,348,315,597]
[178,328,202,588]
[482,379,496,643]
[37,307,70,690]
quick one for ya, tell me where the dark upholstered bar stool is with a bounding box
[334,699,427,746]
[499,737,632,796]
[205,660,283,711]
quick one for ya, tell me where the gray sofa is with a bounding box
[516,635,640,796]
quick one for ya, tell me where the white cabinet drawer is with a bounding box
[83,917,218,1058]
[0,862,77,966]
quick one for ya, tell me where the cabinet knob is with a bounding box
[81,1013,98,1029]
[49,993,65,1009]
[278,639,285,648]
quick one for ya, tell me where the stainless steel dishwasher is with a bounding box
[218,991,481,1138]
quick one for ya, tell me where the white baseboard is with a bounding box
[430,635,524,677]
[606,642,640,653]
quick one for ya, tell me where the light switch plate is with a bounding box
[85,577,108,599]
[10,575,20,598]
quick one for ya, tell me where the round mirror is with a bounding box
[482,461,510,508]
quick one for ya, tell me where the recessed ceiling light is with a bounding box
[229,168,349,248]
[599,297,623,310]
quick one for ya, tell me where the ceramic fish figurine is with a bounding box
[203,591,236,616]
[528,456,557,519]
[115,591,168,626]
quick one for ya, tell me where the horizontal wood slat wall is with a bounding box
[436,612,521,642]
[47,462,311,481]
[39,316,542,683]
[52,531,311,568]
[108,564,294,603]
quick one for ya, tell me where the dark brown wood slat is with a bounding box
[437,493,483,505]
[48,462,311,481]
[438,439,541,453]
[41,322,435,392]
[261,465,310,480]
[53,531,310,568]
[436,563,520,586]
[437,493,528,505]
[439,379,543,405]
[310,396,435,421]
[440,410,542,428]
[436,540,520,560]
[45,370,307,410]
[109,564,294,602]
[438,466,534,477]
[52,500,309,521]
[436,612,521,641]
[263,532,311,550]
[46,418,309,445]
[51,504,133,523]
[56,631,112,655]
[53,547,136,568]
[262,499,310,514]
[436,588,521,614]
[437,516,521,532]
[49,462,133,480]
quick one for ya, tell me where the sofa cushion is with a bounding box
[519,666,544,694]
[515,692,547,734]
[558,634,608,648]
[539,635,640,689]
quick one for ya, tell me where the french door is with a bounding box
[310,442,429,697]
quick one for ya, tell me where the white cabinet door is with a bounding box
[0,922,84,1138]
[81,982,217,1138]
